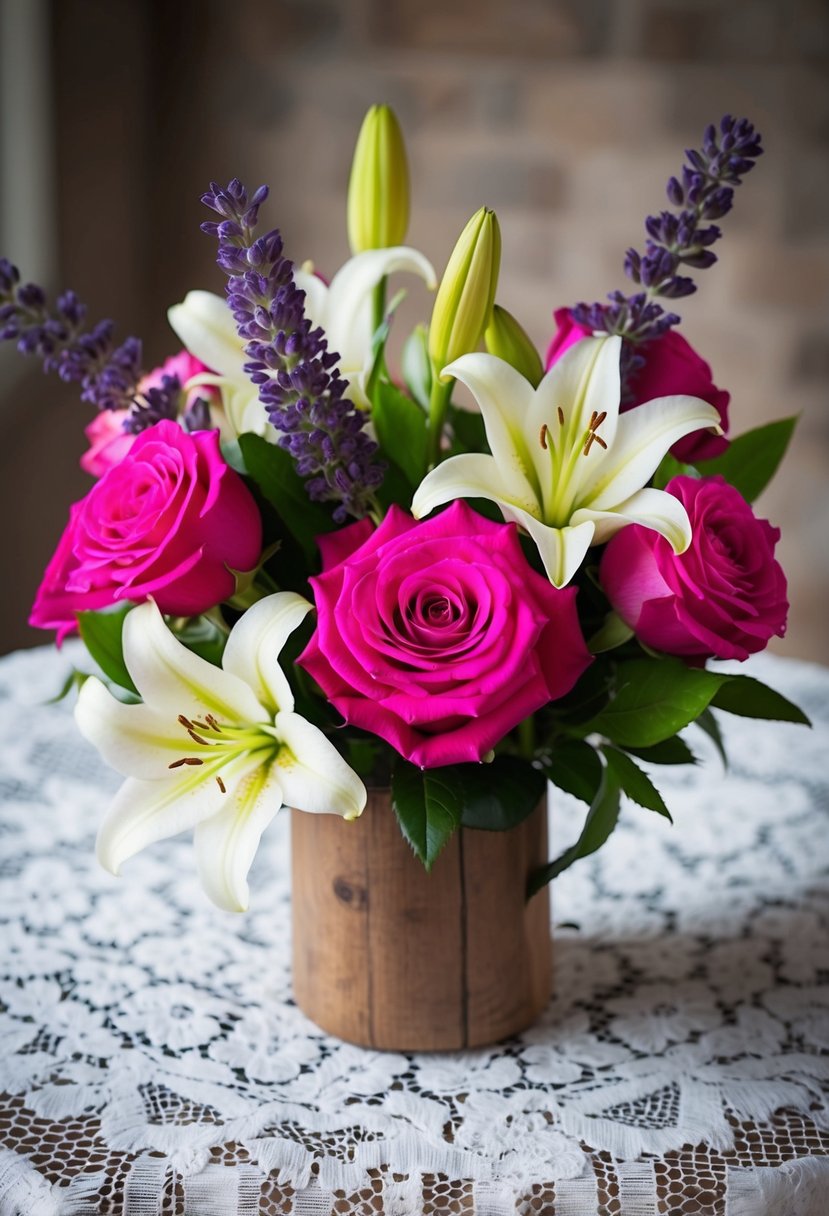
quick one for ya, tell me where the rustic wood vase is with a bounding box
[290,789,552,1051]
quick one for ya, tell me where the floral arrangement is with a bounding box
[2,108,808,912]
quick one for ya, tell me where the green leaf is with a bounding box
[402,323,432,409]
[651,453,699,491]
[365,288,407,401]
[77,604,138,696]
[584,658,728,747]
[711,675,811,726]
[238,433,336,565]
[695,416,798,502]
[447,403,487,455]
[391,763,463,869]
[588,610,634,654]
[625,736,697,765]
[527,768,621,896]
[372,380,429,489]
[169,614,228,667]
[457,757,546,831]
[602,746,671,819]
[545,739,603,806]
[695,706,728,767]
[46,667,90,705]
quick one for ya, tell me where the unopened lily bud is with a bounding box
[484,305,544,387]
[428,207,501,377]
[347,104,410,253]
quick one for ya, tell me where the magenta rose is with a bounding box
[546,308,729,462]
[600,475,788,662]
[31,420,261,641]
[80,352,218,477]
[299,501,592,768]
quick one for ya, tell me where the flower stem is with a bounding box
[426,377,453,468]
[372,276,387,336]
[518,716,536,760]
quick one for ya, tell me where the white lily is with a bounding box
[75,595,366,912]
[411,335,722,588]
[168,246,436,437]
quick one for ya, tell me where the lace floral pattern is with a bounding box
[0,644,828,1214]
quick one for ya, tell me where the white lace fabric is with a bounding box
[0,644,827,1216]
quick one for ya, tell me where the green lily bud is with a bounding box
[347,104,410,253]
[428,207,501,378]
[484,304,544,387]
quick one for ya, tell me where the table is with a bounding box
[0,644,827,1216]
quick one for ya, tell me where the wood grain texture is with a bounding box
[291,790,551,1051]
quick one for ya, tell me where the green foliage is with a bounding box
[77,603,137,696]
[545,739,603,805]
[582,658,727,747]
[695,416,798,502]
[625,736,697,765]
[402,323,432,408]
[168,614,228,667]
[371,380,429,489]
[651,453,698,491]
[238,433,336,567]
[711,675,811,725]
[588,611,634,654]
[528,768,621,896]
[602,746,671,819]
[695,706,728,767]
[447,403,487,455]
[456,757,547,831]
[391,762,464,869]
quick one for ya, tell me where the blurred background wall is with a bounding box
[0,0,827,660]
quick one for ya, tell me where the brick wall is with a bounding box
[2,0,827,660]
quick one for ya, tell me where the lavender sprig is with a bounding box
[0,257,197,434]
[571,115,763,347]
[201,179,385,522]
[0,257,144,411]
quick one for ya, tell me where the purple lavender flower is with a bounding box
[201,179,385,522]
[0,258,144,412]
[571,115,763,348]
[0,257,202,435]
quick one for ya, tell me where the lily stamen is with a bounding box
[216,776,226,793]
[539,424,549,450]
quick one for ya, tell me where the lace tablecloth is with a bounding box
[0,644,828,1216]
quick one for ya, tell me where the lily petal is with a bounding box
[292,267,330,331]
[96,759,238,876]
[583,394,721,510]
[123,601,266,726]
[441,353,540,504]
[411,452,516,520]
[167,291,246,383]
[75,677,185,778]
[221,592,312,716]
[323,247,436,373]
[274,711,367,820]
[501,502,595,588]
[194,761,283,912]
[530,334,622,457]
[572,486,692,552]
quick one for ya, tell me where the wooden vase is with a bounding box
[290,790,552,1051]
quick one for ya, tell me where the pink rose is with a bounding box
[299,501,592,768]
[600,475,788,662]
[546,308,729,462]
[80,409,135,477]
[80,352,217,477]
[31,420,261,641]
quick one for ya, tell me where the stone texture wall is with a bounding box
[1,0,827,660]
